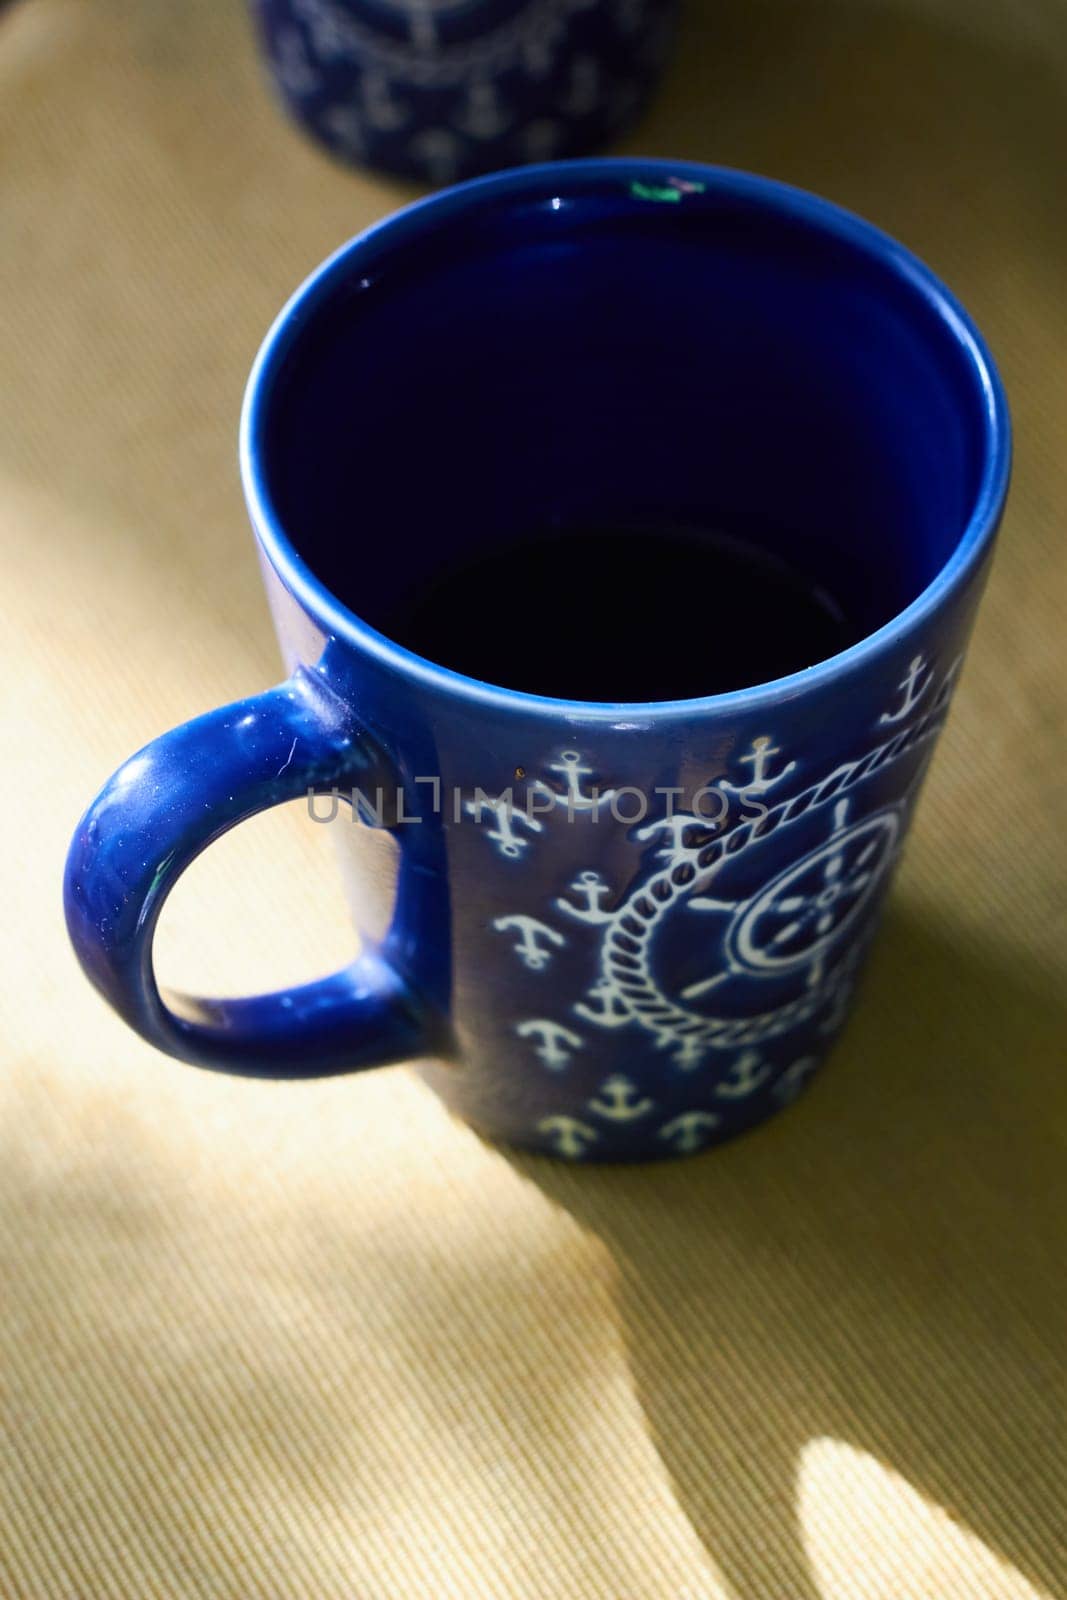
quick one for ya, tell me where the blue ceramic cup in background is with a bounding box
[248,0,678,183]
[64,162,1010,1162]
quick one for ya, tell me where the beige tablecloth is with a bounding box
[2,1,1065,1595]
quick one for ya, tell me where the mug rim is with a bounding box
[239,157,1011,721]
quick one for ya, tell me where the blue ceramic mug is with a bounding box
[249,0,678,184]
[64,161,1010,1162]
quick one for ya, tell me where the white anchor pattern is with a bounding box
[466,792,542,859]
[587,1074,654,1121]
[480,652,962,1157]
[538,1115,599,1159]
[556,870,615,923]
[573,979,633,1029]
[718,733,796,795]
[516,1019,582,1070]
[492,915,565,970]
[714,1048,773,1099]
[531,749,615,813]
[259,0,674,186]
[658,1111,721,1155]
[879,654,933,724]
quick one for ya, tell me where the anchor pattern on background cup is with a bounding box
[479,652,961,1157]
[251,0,677,183]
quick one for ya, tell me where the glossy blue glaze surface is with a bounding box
[65,161,1010,1161]
[64,668,447,1075]
[248,0,677,184]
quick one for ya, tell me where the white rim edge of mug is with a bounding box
[238,158,1012,725]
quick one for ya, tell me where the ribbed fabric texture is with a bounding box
[1,1,1064,1594]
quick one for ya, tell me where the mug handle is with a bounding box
[63,668,441,1078]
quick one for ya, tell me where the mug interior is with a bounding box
[254,164,1000,701]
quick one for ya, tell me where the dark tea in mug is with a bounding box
[371,524,864,700]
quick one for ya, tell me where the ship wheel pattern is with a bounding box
[729,806,899,976]
[497,654,963,1151]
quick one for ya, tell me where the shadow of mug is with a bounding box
[511,905,1067,1598]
